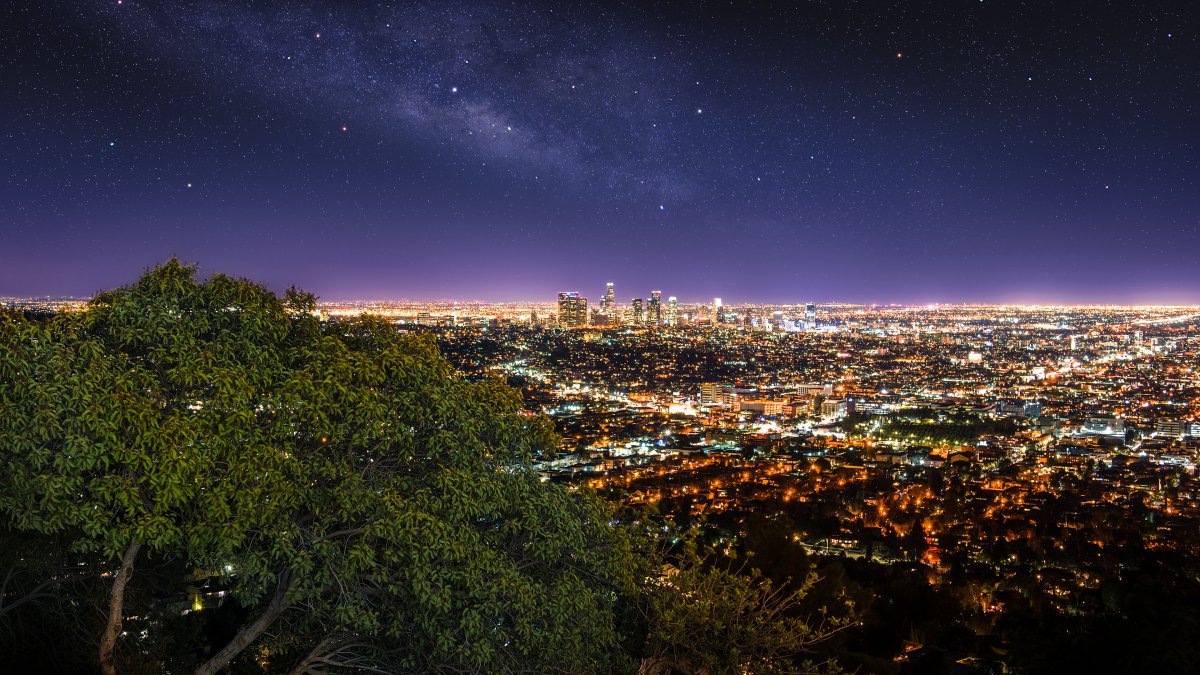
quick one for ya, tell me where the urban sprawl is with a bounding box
[9,287,1200,669]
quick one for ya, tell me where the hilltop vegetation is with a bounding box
[0,262,848,675]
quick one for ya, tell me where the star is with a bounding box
[7,0,1193,304]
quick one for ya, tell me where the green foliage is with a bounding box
[640,539,851,675]
[0,261,638,674]
[0,260,291,563]
[219,309,638,673]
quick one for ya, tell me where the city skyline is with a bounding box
[8,287,1200,312]
[3,1,1198,303]
[4,3,1200,669]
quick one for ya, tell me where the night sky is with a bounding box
[2,1,1197,303]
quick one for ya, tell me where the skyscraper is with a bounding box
[557,292,588,327]
[667,296,678,326]
[632,297,645,325]
[713,297,723,324]
[648,291,662,326]
[804,302,816,329]
[601,282,615,313]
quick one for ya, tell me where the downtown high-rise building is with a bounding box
[601,282,615,313]
[631,297,645,325]
[713,297,723,324]
[557,292,588,327]
[805,302,816,329]
[667,296,678,326]
[648,291,662,326]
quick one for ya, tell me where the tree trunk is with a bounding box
[99,541,141,675]
[194,569,292,675]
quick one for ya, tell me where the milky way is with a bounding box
[2,1,1197,302]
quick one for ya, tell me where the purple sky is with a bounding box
[2,1,1198,304]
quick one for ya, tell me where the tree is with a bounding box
[190,310,640,675]
[0,527,102,673]
[639,542,852,675]
[1,262,639,674]
[0,261,296,674]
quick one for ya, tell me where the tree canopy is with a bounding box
[0,262,639,674]
[0,262,847,674]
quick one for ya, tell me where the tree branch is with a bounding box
[194,568,293,675]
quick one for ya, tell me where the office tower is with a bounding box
[601,282,615,313]
[713,297,723,324]
[667,296,678,326]
[805,302,816,329]
[557,292,588,327]
[648,291,662,326]
[632,298,645,325]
